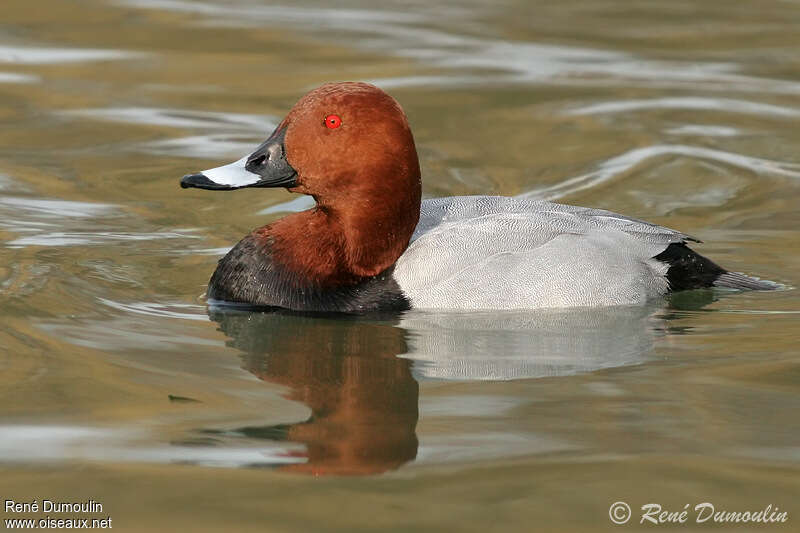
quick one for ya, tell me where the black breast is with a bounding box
[207,234,410,313]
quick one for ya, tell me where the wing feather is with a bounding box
[394,196,678,309]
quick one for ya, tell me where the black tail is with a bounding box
[654,243,779,292]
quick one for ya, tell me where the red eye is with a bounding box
[324,114,342,129]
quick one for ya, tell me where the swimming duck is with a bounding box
[180,82,776,312]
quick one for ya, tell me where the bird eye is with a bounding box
[324,114,342,129]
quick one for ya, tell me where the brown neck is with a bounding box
[261,194,420,287]
[327,186,421,278]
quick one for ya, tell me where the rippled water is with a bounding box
[1,0,799,531]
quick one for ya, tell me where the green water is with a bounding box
[1,0,799,531]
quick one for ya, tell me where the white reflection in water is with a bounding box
[258,195,316,215]
[0,194,199,248]
[400,305,662,381]
[65,107,276,131]
[6,231,195,248]
[0,46,142,64]
[64,107,276,158]
[139,134,263,159]
[665,125,740,137]
[0,72,39,83]
[567,97,800,118]
[98,298,209,321]
[38,317,221,351]
[168,246,233,256]
[628,185,738,214]
[0,425,302,468]
[518,144,800,201]
[0,195,116,243]
[118,0,424,25]
[118,0,800,93]
[0,196,117,218]
[0,173,29,191]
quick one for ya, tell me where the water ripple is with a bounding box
[567,97,800,118]
[38,316,220,351]
[64,107,277,158]
[117,0,424,25]
[0,425,303,468]
[6,231,196,248]
[0,72,39,83]
[64,107,276,131]
[0,196,117,218]
[98,298,209,321]
[0,194,200,248]
[519,144,800,201]
[0,45,142,64]
[138,134,263,159]
[665,125,741,137]
[118,1,800,93]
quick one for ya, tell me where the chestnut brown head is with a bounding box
[181,82,422,280]
[181,82,421,211]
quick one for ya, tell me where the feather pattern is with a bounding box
[393,196,689,309]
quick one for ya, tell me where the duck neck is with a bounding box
[264,195,420,287]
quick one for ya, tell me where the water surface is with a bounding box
[1,0,799,531]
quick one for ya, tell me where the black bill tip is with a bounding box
[180,173,233,190]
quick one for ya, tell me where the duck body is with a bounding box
[207,195,771,312]
[397,196,677,310]
[181,82,775,313]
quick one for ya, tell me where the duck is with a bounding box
[180,82,776,312]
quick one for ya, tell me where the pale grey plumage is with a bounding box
[393,196,689,309]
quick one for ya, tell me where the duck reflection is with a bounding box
[398,303,670,380]
[206,294,712,474]
[209,309,418,475]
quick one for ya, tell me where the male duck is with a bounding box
[180,82,776,312]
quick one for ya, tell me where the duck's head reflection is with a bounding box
[206,295,713,475]
[209,309,417,476]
